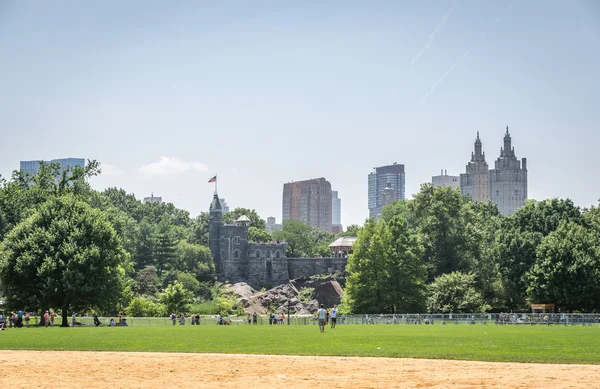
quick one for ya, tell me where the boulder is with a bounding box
[313,280,345,308]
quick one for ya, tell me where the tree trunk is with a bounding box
[61,306,69,327]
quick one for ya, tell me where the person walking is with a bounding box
[317,304,326,333]
[330,305,338,329]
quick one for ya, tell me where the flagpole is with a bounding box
[214,174,218,195]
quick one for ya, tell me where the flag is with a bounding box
[208,175,217,183]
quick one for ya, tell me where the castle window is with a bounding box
[233,236,240,244]
[265,249,272,259]
[275,250,282,259]
[255,250,262,258]
[233,250,240,259]
[220,250,225,259]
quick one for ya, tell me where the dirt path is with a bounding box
[1,351,599,388]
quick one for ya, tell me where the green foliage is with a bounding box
[527,222,600,311]
[134,266,160,296]
[187,300,220,315]
[0,194,126,325]
[174,240,215,282]
[248,226,273,243]
[158,281,193,314]
[187,212,209,246]
[298,287,315,303]
[222,208,266,229]
[345,216,427,314]
[162,271,201,295]
[272,219,333,258]
[127,296,165,317]
[427,272,489,313]
[273,219,311,257]
[339,224,361,237]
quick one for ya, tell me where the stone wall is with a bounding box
[288,257,348,280]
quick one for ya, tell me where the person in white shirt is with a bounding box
[330,305,338,329]
[317,304,326,333]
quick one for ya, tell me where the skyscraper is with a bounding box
[282,177,332,232]
[489,127,528,215]
[368,163,405,220]
[331,191,342,233]
[20,158,85,177]
[460,133,490,202]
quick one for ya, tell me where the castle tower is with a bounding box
[490,126,528,215]
[209,194,223,276]
[460,132,490,202]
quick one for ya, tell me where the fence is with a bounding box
[13,312,599,327]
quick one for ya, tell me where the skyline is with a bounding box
[1,1,599,225]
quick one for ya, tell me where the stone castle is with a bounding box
[460,127,528,215]
[208,194,347,288]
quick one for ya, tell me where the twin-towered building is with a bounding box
[459,127,528,215]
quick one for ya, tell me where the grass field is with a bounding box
[1,324,599,364]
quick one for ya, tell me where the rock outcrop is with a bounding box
[226,273,346,315]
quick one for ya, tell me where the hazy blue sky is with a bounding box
[1,1,598,226]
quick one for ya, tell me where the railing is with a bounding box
[8,313,600,327]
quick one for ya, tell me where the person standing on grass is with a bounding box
[25,312,30,328]
[317,304,326,333]
[252,312,257,325]
[44,311,50,328]
[330,305,338,329]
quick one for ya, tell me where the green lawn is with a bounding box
[1,324,599,364]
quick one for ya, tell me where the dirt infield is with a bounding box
[1,351,599,388]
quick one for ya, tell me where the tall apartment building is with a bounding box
[143,193,163,204]
[282,177,332,232]
[460,133,490,202]
[20,158,85,177]
[368,163,405,220]
[460,127,528,216]
[489,127,528,215]
[432,169,460,189]
[331,191,342,232]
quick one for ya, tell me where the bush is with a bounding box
[127,297,165,317]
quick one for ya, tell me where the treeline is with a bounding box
[0,161,351,323]
[344,184,600,314]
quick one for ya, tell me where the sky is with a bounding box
[1,0,599,226]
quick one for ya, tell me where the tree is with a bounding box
[188,212,209,246]
[527,222,600,311]
[272,219,313,258]
[222,208,266,229]
[158,281,192,314]
[495,198,582,310]
[133,219,155,271]
[134,266,161,296]
[174,240,214,281]
[339,224,361,237]
[427,272,488,313]
[0,194,126,326]
[345,216,427,313]
[248,227,273,243]
[154,218,177,276]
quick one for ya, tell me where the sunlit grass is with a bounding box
[1,323,599,364]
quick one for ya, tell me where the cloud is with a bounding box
[138,156,208,178]
[99,163,123,176]
[420,46,473,105]
[412,0,458,66]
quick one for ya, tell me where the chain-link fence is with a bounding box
[18,312,600,327]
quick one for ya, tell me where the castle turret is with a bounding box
[209,194,223,275]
